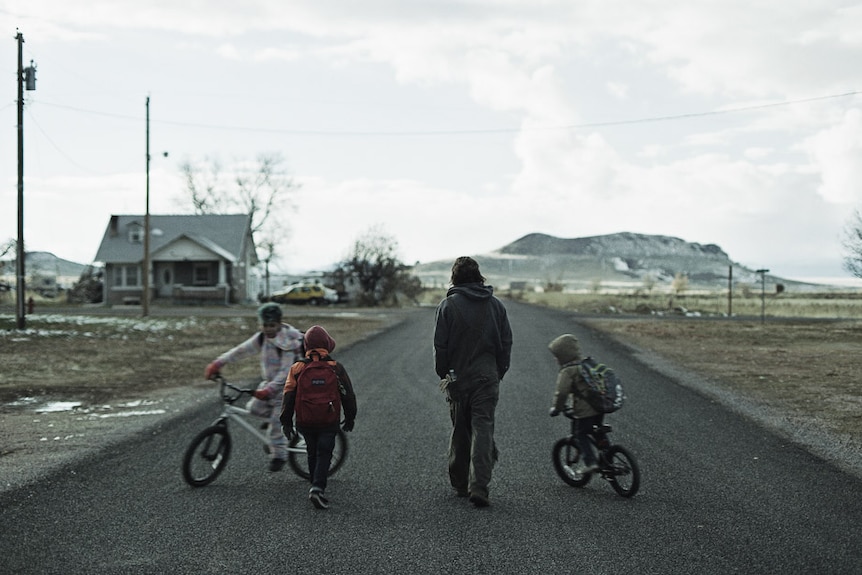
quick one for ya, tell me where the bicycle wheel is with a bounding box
[604,445,640,498]
[182,425,232,487]
[287,430,349,480]
[552,437,592,487]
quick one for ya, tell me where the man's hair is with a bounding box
[450,256,485,285]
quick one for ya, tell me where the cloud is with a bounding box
[5,1,862,283]
[803,108,862,204]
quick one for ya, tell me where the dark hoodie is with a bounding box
[280,325,357,430]
[434,282,513,383]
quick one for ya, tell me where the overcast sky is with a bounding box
[2,1,862,282]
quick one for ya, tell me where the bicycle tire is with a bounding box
[287,429,349,480]
[552,437,592,487]
[182,425,232,487]
[604,444,640,498]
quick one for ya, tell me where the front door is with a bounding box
[158,264,174,297]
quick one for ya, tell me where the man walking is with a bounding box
[434,256,513,507]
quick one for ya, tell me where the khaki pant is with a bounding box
[447,377,500,498]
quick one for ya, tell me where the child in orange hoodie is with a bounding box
[280,325,357,509]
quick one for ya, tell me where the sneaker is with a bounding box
[455,489,469,498]
[309,490,329,510]
[268,458,286,472]
[469,493,490,508]
[576,462,599,475]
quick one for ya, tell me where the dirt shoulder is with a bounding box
[581,316,862,478]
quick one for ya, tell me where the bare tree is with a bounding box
[178,152,299,295]
[642,273,656,295]
[0,239,13,254]
[332,226,421,306]
[179,153,297,235]
[843,209,862,278]
[179,156,227,214]
[671,272,689,295]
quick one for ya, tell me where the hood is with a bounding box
[548,334,582,364]
[447,282,494,301]
[273,324,303,351]
[304,325,336,353]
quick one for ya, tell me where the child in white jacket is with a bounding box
[204,302,303,471]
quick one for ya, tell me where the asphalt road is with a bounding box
[1,301,860,574]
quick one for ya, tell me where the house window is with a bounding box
[128,226,143,244]
[112,265,140,287]
[193,264,211,286]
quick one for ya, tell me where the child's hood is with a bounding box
[273,324,303,351]
[304,324,336,354]
[549,334,582,364]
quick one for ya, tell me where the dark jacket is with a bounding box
[433,282,513,383]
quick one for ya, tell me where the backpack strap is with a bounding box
[304,352,332,362]
[565,358,591,401]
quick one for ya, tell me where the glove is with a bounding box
[549,407,560,417]
[204,360,224,380]
[282,426,295,441]
[253,388,271,400]
[342,420,355,432]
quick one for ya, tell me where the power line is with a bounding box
[567,90,862,129]
[26,108,101,173]
[33,89,862,137]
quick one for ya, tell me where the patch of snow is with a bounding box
[8,397,38,407]
[36,401,82,413]
[611,257,629,271]
[96,410,166,418]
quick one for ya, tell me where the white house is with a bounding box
[95,214,259,306]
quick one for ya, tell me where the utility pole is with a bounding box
[756,268,769,324]
[727,265,733,317]
[143,96,150,317]
[15,30,37,329]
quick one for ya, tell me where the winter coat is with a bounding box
[280,325,357,431]
[548,334,599,418]
[216,323,304,401]
[433,282,513,383]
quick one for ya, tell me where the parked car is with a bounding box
[270,283,339,306]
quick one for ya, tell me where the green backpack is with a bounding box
[577,357,625,413]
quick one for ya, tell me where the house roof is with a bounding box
[94,214,255,264]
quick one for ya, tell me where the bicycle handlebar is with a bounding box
[208,373,257,403]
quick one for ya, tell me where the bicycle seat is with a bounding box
[593,424,612,434]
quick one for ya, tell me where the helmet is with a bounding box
[257,302,283,324]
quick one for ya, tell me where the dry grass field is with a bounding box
[583,317,862,439]
[0,309,392,405]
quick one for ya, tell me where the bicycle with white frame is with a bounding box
[182,374,349,487]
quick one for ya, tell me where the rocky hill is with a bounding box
[0,252,87,292]
[413,232,795,291]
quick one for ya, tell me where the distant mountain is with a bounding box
[413,232,800,290]
[0,252,87,279]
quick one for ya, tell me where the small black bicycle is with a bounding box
[182,374,348,487]
[551,412,640,498]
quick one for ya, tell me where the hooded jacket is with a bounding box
[216,323,304,400]
[433,282,513,383]
[281,325,357,430]
[549,334,598,418]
